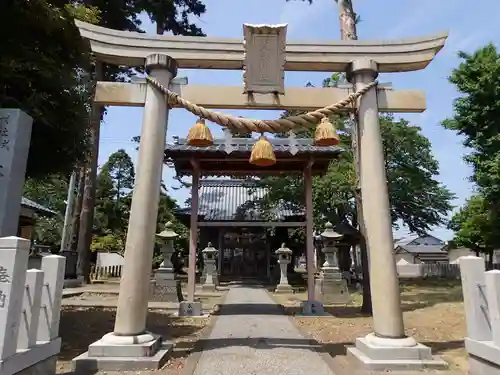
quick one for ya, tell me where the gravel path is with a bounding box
[192,286,335,375]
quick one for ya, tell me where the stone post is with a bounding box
[0,110,33,237]
[275,243,293,293]
[201,243,218,292]
[345,59,446,371]
[73,55,178,372]
[0,237,30,361]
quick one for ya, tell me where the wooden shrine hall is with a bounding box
[164,135,343,281]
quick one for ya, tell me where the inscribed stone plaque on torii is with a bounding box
[243,23,287,94]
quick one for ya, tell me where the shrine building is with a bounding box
[166,135,343,281]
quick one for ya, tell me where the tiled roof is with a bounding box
[164,137,343,155]
[398,245,447,254]
[180,179,302,221]
[21,197,57,216]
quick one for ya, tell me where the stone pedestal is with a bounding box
[0,109,33,237]
[274,244,293,293]
[346,334,447,371]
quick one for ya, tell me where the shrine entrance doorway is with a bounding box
[220,228,269,281]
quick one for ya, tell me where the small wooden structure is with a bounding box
[18,197,56,240]
[166,136,343,282]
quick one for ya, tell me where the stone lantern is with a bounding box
[155,221,178,282]
[315,222,350,304]
[275,243,293,293]
[320,221,343,280]
[201,242,218,291]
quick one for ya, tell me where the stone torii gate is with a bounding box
[72,21,448,372]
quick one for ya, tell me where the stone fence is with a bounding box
[0,237,65,375]
[459,256,500,374]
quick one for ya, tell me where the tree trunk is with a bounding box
[70,166,86,251]
[77,62,104,284]
[336,0,372,314]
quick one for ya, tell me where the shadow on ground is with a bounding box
[58,307,207,362]
[187,335,465,359]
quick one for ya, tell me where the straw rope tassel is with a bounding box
[249,135,276,167]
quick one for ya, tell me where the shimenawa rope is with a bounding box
[145,76,377,133]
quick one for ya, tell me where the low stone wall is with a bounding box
[459,256,500,375]
[0,237,65,375]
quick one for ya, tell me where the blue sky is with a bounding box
[98,0,499,241]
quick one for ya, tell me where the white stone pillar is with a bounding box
[485,270,500,346]
[350,59,404,339]
[345,60,447,371]
[0,236,30,360]
[459,256,491,341]
[112,54,177,339]
[37,255,66,341]
[0,110,33,237]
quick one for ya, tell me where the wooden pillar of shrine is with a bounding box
[304,162,315,302]
[187,159,200,302]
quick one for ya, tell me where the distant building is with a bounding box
[393,234,448,264]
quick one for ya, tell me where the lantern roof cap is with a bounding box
[275,243,293,254]
[156,221,178,239]
[202,242,218,253]
[321,222,343,240]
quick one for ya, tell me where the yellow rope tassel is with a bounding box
[187,118,214,147]
[314,117,340,146]
[249,135,276,167]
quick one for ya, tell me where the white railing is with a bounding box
[90,264,123,281]
[459,256,500,374]
[0,236,65,375]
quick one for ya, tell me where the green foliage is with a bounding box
[442,44,500,203]
[448,194,500,254]
[91,149,188,254]
[22,174,71,248]
[0,0,96,178]
[90,232,124,252]
[137,0,206,35]
[443,44,500,253]
[258,75,453,235]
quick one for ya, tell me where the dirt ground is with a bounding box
[57,306,210,375]
[273,279,468,373]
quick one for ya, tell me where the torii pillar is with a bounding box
[73,54,177,371]
[345,59,448,371]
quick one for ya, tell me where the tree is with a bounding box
[443,44,500,267]
[106,149,135,205]
[22,174,71,249]
[448,194,500,268]
[75,0,207,283]
[442,44,500,204]
[0,1,99,178]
